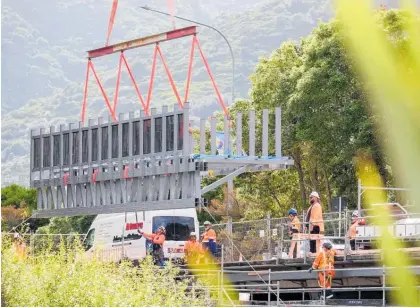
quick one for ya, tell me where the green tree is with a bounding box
[1,184,37,211]
[223,9,410,216]
[37,216,95,234]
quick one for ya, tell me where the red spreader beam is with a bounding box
[81,26,229,123]
[88,26,197,58]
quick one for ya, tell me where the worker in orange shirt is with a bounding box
[201,221,217,259]
[306,191,324,254]
[347,210,366,250]
[12,233,27,260]
[309,242,336,300]
[184,232,202,265]
[139,226,166,267]
[288,208,301,258]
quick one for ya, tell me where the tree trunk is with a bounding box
[322,166,332,212]
[292,147,307,208]
[313,165,319,193]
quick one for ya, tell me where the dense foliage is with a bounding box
[1,236,209,307]
[207,9,413,220]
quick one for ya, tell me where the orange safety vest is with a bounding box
[313,249,336,288]
[348,221,359,240]
[13,242,27,259]
[313,249,335,270]
[291,216,301,231]
[202,229,216,242]
[307,202,324,232]
[184,240,201,256]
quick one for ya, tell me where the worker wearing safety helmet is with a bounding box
[288,208,301,259]
[184,232,202,265]
[201,221,217,259]
[139,226,166,267]
[309,242,336,300]
[347,210,366,250]
[306,191,324,254]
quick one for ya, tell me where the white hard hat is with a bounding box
[203,221,212,226]
[309,191,320,199]
[13,232,20,239]
[352,210,359,217]
[190,232,197,237]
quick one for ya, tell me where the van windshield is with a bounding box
[152,216,195,241]
[84,228,95,251]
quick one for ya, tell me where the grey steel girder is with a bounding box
[30,104,294,217]
[201,165,251,194]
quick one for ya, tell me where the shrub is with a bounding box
[1,206,29,231]
[1,236,210,307]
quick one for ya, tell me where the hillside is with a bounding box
[1,0,334,186]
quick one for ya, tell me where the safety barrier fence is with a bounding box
[204,210,420,263]
[181,265,420,307]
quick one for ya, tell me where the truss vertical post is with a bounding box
[236,112,242,156]
[382,265,386,306]
[200,118,206,154]
[275,107,281,157]
[262,109,268,157]
[249,110,255,157]
[211,117,217,155]
[224,116,230,156]
[183,103,190,157]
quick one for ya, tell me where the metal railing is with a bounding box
[203,210,420,263]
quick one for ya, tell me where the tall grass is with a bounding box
[337,0,420,306]
[1,236,210,307]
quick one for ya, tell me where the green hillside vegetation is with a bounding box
[1,0,333,186]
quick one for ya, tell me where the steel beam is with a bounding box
[33,198,196,218]
[204,157,294,166]
[30,106,295,217]
[201,165,250,194]
[87,26,197,58]
[226,267,420,283]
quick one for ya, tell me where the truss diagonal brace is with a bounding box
[201,165,250,195]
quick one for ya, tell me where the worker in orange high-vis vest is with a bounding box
[139,226,166,267]
[201,221,217,258]
[12,233,27,260]
[347,210,366,250]
[309,242,336,300]
[306,191,324,254]
[288,208,301,259]
[184,232,202,265]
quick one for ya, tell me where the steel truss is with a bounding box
[30,103,293,218]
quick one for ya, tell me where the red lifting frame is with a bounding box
[81,26,229,123]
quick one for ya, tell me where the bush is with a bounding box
[1,206,29,231]
[1,236,210,307]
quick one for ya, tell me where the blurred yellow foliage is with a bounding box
[337,0,420,306]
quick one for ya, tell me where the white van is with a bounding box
[82,208,199,263]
